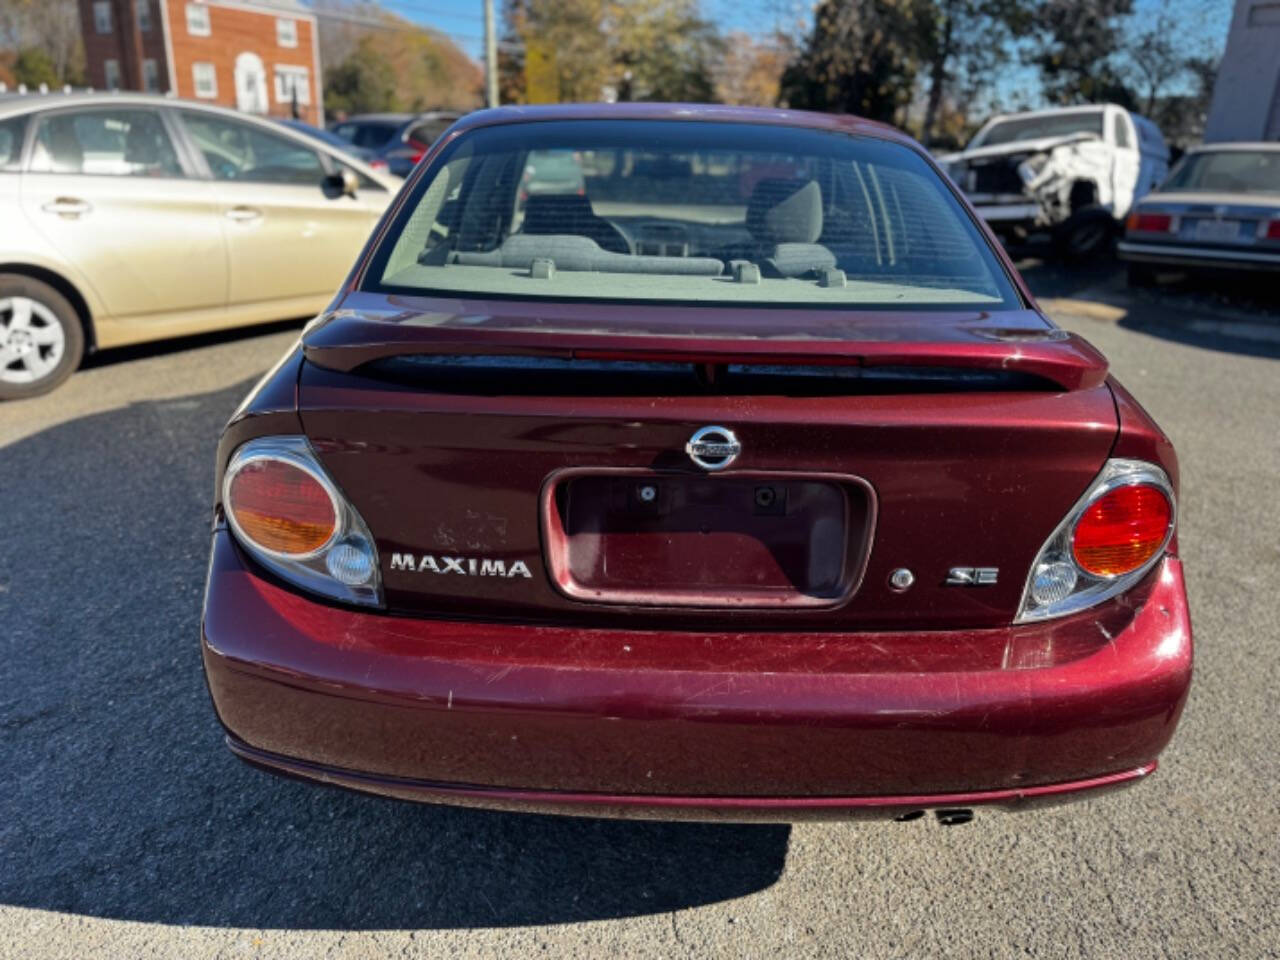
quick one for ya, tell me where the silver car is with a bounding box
[0,93,398,399]
[1118,142,1280,285]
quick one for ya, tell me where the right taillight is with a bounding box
[1017,459,1175,622]
[1072,484,1172,577]
[222,437,382,606]
[1263,219,1280,240]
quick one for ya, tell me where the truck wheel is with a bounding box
[1055,210,1116,263]
[0,276,85,401]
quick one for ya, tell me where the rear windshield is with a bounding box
[971,112,1104,148]
[1161,150,1280,195]
[331,121,400,150]
[367,120,1019,309]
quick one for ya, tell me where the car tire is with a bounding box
[1126,264,1156,288]
[1054,209,1116,263]
[0,275,85,401]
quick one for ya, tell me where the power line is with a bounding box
[375,0,484,23]
[308,5,522,52]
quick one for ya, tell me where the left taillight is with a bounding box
[222,437,382,607]
[1016,459,1175,623]
[1126,211,1173,234]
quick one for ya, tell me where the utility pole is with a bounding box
[483,0,499,108]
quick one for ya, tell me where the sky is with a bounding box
[319,0,1236,91]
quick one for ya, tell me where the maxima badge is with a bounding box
[686,426,741,471]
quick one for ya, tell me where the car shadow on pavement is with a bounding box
[1114,300,1280,361]
[0,379,788,930]
[79,317,309,372]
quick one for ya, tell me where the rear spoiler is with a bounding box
[302,301,1109,391]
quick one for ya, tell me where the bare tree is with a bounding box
[0,0,84,85]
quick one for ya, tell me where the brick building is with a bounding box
[76,0,323,126]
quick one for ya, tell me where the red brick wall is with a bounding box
[163,0,321,125]
[79,0,169,91]
[77,0,322,125]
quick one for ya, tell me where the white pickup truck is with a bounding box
[939,104,1170,259]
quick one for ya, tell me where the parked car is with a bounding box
[274,117,390,175]
[0,93,397,399]
[203,103,1191,821]
[329,111,460,178]
[1118,142,1280,284]
[940,104,1169,259]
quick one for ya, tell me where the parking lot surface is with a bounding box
[1,267,1277,959]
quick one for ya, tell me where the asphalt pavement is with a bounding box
[1,267,1277,959]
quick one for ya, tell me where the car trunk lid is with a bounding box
[297,294,1116,629]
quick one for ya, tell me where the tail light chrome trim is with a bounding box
[222,436,383,608]
[1015,459,1175,623]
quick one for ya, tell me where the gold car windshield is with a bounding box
[370,120,1019,309]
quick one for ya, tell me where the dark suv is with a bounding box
[329,111,461,178]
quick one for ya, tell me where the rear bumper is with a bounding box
[202,531,1192,819]
[1118,239,1280,271]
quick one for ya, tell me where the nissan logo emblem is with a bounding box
[685,426,741,471]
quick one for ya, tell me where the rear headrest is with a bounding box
[45,120,83,173]
[746,179,823,244]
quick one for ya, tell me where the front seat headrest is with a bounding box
[746,179,823,244]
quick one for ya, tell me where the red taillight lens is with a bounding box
[1072,484,1172,577]
[1126,212,1172,233]
[226,459,336,556]
[1265,219,1280,240]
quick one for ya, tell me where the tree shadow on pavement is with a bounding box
[0,379,788,930]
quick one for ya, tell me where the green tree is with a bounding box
[12,47,59,89]
[503,0,723,104]
[0,0,83,86]
[611,0,723,102]
[323,36,397,116]
[778,0,932,123]
[917,0,1034,145]
[1027,0,1137,106]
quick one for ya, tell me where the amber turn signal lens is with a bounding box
[1072,484,1172,577]
[227,458,337,556]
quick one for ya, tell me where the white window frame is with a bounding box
[136,0,152,32]
[276,18,298,48]
[142,59,160,92]
[273,65,311,105]
[192,62,217,99]
[186,3,211,37]
[104,59,121,90]
[93,1,113,33]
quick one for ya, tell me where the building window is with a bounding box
[186,3,211,37]
[273,66,310,105]
[93,1,112,33]
[143,59,160,92]
[192,62,217,99]
[104,60,121,90]
[136,0,152,32]
[277,18,298,48]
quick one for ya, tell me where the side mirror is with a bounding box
[325,167,359,198]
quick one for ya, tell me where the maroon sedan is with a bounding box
[202,104,1191,821]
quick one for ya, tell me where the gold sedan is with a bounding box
[0,93,401,399]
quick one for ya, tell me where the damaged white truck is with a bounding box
[940,105,1170,260]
